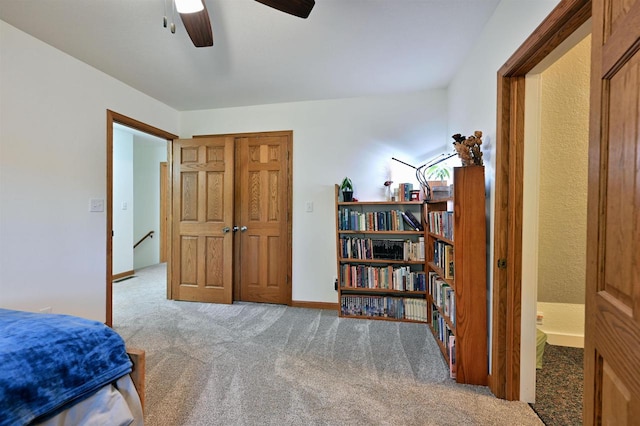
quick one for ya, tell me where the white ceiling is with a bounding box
[0,0,501,111]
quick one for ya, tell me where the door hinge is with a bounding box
[497,259,507,269]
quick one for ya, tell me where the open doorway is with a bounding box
[521,27,591,423]
[106,110,177,327]
[489,0,591,402]
[112,123,168,278]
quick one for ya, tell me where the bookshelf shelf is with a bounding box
[427,232,454,245]
[341,287,427,295]
[426,166,488,385]
[427,263,454,288]
[340,201,423,206]
[340,258,425,265]
[339,230,424,235]
[340,315,427,324]
[335,185,428,323]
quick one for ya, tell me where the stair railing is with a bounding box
[134,230,154,249]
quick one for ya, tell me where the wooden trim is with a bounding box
[126,347,146,411]
[106,114,114,327]
[166,142,173,300]
[107,110,179,140]
[113,270,135,281]
[291,301,339,310]
[499,0,592,77]
[106,110,177,327]
[582,1,608,425]
[159,162,168,263]
[491,0,591,400]
[506,76,525,401]
[193,130,293,139]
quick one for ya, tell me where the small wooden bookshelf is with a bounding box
[425,166,488,385]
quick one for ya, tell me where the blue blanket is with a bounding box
[0,309,132,426]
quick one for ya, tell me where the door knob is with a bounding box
[222,226,231,233]
[240,226,248,232]
[232,226,239,232]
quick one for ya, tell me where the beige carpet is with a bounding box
[113,263,542,426]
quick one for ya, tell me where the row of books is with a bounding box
[395,183,415,202]
[432,240,454,279]
[428,271,456,324]
[427,210,454,241]
[340,264,426,291]
[431,308,456,378]
[340,295,428,321]
[339,237,425,261]
[338,208,423,232]
[431,307,454,362]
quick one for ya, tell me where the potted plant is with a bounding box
[426,164,451,186]
[426,164,452,200]
[340,177,354,202]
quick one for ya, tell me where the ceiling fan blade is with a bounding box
[179,3,214,47]
[255,0,315,19]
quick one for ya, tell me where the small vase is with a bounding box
[342,191,353,202]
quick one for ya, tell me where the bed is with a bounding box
[0,308,145,426]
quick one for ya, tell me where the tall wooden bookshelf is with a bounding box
[426,166,487,385]
[335,185,428,323]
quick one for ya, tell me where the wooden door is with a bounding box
[236,134,291,304]
[171,137,234,303]
[584,0,640,424]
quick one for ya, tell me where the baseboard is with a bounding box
[113,270,135,281]
[545,332,584,348]
[291,300,338,311]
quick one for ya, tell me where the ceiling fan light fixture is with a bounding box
[175,0,204,14]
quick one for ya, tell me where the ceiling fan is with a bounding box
[165,0,316,48]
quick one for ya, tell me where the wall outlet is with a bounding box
[536,311,544,325]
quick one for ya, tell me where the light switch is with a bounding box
[305,201,313,212]
[90,198,104,212]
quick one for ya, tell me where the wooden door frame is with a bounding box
[490,0,591,400]
[159,162,168,263]
[106,110,178,327]
[194,131,293,305]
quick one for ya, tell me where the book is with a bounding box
[444,245,454,279]
[401,211,419,231]
[404,210,423,231]
[449,334,456,379]
[372,239,404,260]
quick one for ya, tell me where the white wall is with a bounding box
[537,35,590,305]
[534,33,590,352]
[0,21,179,321]
[446,0,562,401]
[181,90,448,303]
[537,302,585,347]
[133,138,167,270]
[113,128,134,275]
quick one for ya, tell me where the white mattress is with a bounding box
[35,375,143,426]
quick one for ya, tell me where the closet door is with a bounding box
[236,134,291,304]
[170,136,234,303]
